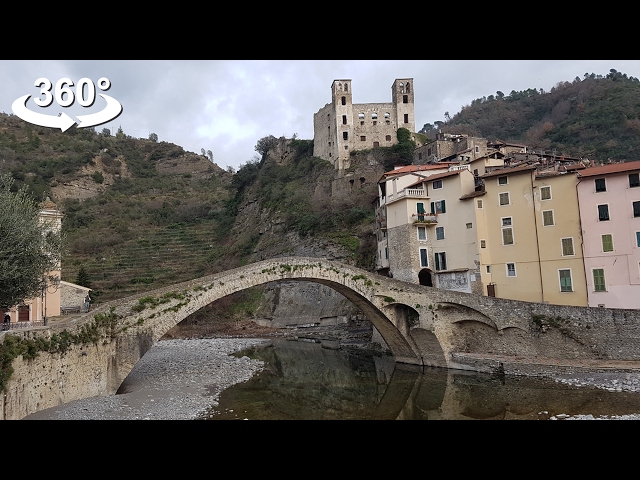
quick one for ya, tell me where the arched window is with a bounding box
[358,112,365,119]
[372,112,378,119]
[406,82,410,93]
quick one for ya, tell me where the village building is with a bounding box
[575,160,640,308]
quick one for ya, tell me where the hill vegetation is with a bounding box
[419,69,640,162]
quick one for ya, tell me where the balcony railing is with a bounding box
[386,188,426,204]
[412,213,438,224]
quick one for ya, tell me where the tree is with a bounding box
[255,135,278,157]
[116,126,125,138]
[148,132,158,142]
[75,266,91,289]
[101,128,111,136]
[0,175,64,310]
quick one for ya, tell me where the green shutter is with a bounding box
[435,252,440,270]
[441,199,446,213]
[602,235,613,252]
[430,202,435,214]
[593,269,606,291]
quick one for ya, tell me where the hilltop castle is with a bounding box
[313,78,415,170]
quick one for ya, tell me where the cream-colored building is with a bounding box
[477,165,587,306]
[313,78,415,170]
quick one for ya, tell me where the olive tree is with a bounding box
[0,175,64,310]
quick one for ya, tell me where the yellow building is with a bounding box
[477,165,587,306]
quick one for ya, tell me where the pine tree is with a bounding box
[75,266,91,289]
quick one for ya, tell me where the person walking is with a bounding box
[84,294,91,313]
[3,312,10,331]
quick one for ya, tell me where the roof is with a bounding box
[382,163,454,176]
[459,190,487,200]
[481,163,537,178]
[59,280,92,292]
[405,170,463,188]
[576,160,640,178]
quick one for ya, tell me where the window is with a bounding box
[436,227,445,240]
[403,95,408,104]
[559,269,573,292]
[543,210,554,226]
[404,114,408,123]
[475,146,480,153]
[435,252,447,271]
[417,226,426,240]
[343,132,348,140]
[477,199,483,209]
[384,112,390,119]
[499,192,510,206]
[416,202,426,221]
[506,263,516,277]
[540,186,552,200]
[593,269,606,292]
[420,248,428,267]
[360,136,366,141]
[502,217,513,245]
[598,204,609,221]
[602,234,613,252]
[341,96,346,105]
[498,176,508,185]
[502,227,514,245]
[466,223,473,229]
[480,240,486,248]
[561,237,575,256]
[630,173,640,188]
[372,113,378,119]
[385,247,388,259]
[342,115,347,125]
[432,180,443,189]
[636,231,640,247]
[373,141,379,147]
[486,265,491,273]
[431,200,446,214]
[358,112,364,119]
[634,201,640,217]
[595,178,606,192]
[385,135,391,141]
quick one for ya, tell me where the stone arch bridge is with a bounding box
[4,256,640,419]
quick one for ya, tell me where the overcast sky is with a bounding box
[2,60,639,171]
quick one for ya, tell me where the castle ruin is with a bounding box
[313,78,415,170]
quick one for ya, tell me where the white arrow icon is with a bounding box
[11,95,76,132]
[76,94,123,128]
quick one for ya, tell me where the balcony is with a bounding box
[412,213,438,225]
[386,188,427,205]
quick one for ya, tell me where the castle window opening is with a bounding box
[403,95,408,103]
[359,112,365,119]
[404,114,409,123]
[384,112,390,118]
[372,113,378,119]
[373,141,379,147]
[373,121,377,125]
[342,115,347,125]
[343,132,348,140]
[406,83,410,93]
[341,96,346,105]
[360,177,365,185]
[361,136,366,141]
[386,135,391,141]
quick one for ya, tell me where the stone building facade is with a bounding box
[313,78,415,170]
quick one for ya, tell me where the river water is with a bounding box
[202,338,640,420]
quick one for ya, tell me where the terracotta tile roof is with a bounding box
[459,190,487,200]
[382,163,455,177]
[481,163,537,178]
[576,160,640,177]
[405,170,462,188]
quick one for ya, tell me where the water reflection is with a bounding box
[204,338,640,420]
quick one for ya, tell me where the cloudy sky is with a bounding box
[2,60,639,171]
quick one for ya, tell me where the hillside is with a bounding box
[0,116,382,313]
[420,69,640,162]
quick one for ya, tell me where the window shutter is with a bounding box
[441,252,447,270]
[430,202,435,214]
[435,253,440,270]
[441,199,446,213]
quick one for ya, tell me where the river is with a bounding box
[24,336,640,420]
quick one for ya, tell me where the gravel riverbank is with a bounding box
[24,337,268,420]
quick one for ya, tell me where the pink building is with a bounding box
[576,161,640,308]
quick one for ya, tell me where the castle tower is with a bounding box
[392,78,415,135]
[332,80,352,170]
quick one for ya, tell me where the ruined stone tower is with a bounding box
[313,78,415,170]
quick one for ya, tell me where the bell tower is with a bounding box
[392,78,415,135]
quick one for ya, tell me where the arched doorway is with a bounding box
[418,269,433,287]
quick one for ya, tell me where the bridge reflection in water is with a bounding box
[204,338,640,420]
